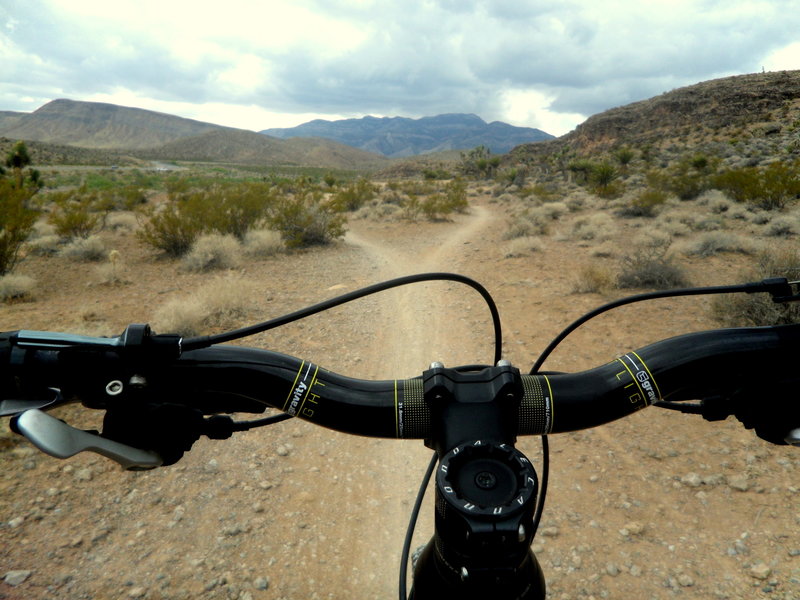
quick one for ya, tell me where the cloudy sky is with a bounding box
[2,0,799,136]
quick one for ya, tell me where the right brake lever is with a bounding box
[11,409,163,470]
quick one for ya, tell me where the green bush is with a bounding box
[269,187,346,248]
[329,177,377,212]
[712,161,800,210]
[138,183,275,256]
[47,189,102,240]
[137,191,211,257]
[621,188,667,217]
[0,180,38,275]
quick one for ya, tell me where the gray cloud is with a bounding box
[2,0,799,134]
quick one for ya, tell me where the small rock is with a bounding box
[205,459,219,473]
[276,445,290,457]
[677,574,695,587]
[620,521,645,537]
[4,570,32,586]
[254,576,269,590]
[681,473,702,487]
[128,586,147,598]
[729,475,750,492]
[606,563,619,576]
[750,563,772,580]
[74,467,93,481]
[540,526,559,537]
[8,516,25,528]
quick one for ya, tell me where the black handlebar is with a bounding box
[3,323,799,456]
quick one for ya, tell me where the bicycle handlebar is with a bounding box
[3,322,800,467]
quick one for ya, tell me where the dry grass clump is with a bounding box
[152,275,259,337]
[681,232,760,257]
[26,234,61,256]
[503,236,544,258]
[573,263,616,293]
[60,235,107,261]
[568,213,617,242]
[711,248,800,326]
[504,211,551,239]
[182,233,242,272]
[0,274,36,302]
[105,212,139,233]
[763,216,798,237]
[243,229,285,257]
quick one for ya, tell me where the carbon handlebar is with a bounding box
[3,323,799,445]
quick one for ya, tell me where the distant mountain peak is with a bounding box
[260,113,553,158]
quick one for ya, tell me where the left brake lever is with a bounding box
[11,409,163,470]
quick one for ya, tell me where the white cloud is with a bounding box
[499,89,585,136]
[2,0,799,137]
[763,42,800,72]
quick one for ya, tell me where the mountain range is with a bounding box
[0,100,551,168]
[261,114,553,157]
[2,70,797,171]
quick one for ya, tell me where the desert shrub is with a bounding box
[538,202,569,220]
[182,233,242,272]
[570,213,617,241]
[244,229,284,257]
[0,180,38,275]
[94,257,128,286]
[682,232,759,257]
[573,263,616,293]
[419,179,469,219]
[0,274,35,302]
[459,145,500,179]
[617,235,690,289]
[269,187,346,248]
[47,189,102,240]
[105,212,139,233]
[763,216,798,237]
[137,191,211,257]
[139,183,274,256]
[589,162,622,197]
[504,236,544,258]
[567,158,595,185]
[26,234,61,256]
[504,210,551,239]
[712,161,800,210]
[329,177,377,212]
[711,248,800,326]
[152,275,258,336]
[620,188,667,217]
[60,235,107,261]
[206,182,275,240]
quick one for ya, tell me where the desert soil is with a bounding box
[1,192,799,600]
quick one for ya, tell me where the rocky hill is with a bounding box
[509,70,800,165]
[0,99,225,150]
[139,129,386,170]
[261,113,554,157]
[0,99,387,170]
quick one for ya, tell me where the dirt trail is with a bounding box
[2,195,799,600]
[336,204,499,595]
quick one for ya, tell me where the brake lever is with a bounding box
[0,388,63,417]
[11,409,163,470]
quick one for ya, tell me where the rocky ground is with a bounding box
[1,188,799,599]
